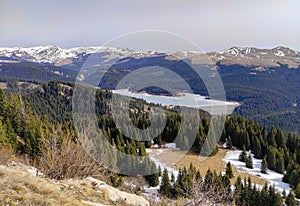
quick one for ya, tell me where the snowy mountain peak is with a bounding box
[0,45,299,69]
[0,45,131,64]
[272,46,298,56]
[219,46,256,56]
[218,46,299,58]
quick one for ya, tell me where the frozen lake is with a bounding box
[112,89,239,115]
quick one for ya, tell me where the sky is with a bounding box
[0,0,300,52]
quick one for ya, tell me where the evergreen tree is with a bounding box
[171,172,175,183]
[246,153,253,169]
[295,183,300,199]
[0,89,8,118]
[267,126,277,147]
[273,192,283,206]
[234,176,243,206]
[276,152,285,174]
[267,148,277,171]
[239,145,247,162]
[282,189,287,199]
[225,161,234,179]
[227,136,232,149]
[275,129,286,149]
[160,168,171,196]
[261,157,268,174]
[253,137,262,158]
[260,182,270,206]
[286,191,297,206]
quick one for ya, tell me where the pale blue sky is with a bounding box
[0,0,299,51]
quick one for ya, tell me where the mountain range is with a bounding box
[1,45,300,69]
[0,45,299,133]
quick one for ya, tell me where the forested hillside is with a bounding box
[0,80,299,205]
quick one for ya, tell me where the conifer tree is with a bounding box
[225,162,234,179]
[267,148,277,171]
[239,145,247,162]
[261,157,268,174]
[171,172,175,183]
[253,137,262,158]
[160,168,171,196]
[267,126,277,147]
[275,129,286,149]
[276,152,285,174]
[246,153,253,169]
[295,183,300,199]
[227,136,232,149]
[286,191,297,206]
[282,189,287,199]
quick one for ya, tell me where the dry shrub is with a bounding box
[0,167,91,206]
[39,132,106,180]
[0,146,17,165]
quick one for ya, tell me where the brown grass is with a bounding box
[151,147,266,186]
[0,165,111,206]
[0,147,18,165]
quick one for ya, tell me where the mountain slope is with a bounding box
[0,45,299,133]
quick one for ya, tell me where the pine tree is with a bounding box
[267,148,277,171]
[276,152,285,174]
[295,183,300,199]
[225,162,234,179]
[260,182,270,206]
[239,145,247,162]
[227,136,233,149]
[171,172,175,183]
[245,153,253,169]
[282,189,287,199]
[234,176,243,206]
[253,137,262,158]
[273,192,283,206]
[275,129,286,149]
[267,126,277,147]
[286,191,297,206]
[160,168,171,196]
[261,157,268,174]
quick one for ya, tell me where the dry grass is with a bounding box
[0,165,113,206]
[152,147,266,186]
[0,147,18,165]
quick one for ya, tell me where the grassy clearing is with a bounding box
[153,147,266,186]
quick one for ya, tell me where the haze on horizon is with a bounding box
[0,0,299,52]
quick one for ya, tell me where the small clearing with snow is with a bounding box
[223,150,291,193]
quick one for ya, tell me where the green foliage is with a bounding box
[224,114,300,190]
[239,145,247,162]
[295,183,300,199]
[286,191,297,206]
[234,176,285,206]
[245,153,253,169]
[261,157,268,174]
[225,162,234,179]
[160,168,171,196]
[226,135,233,149]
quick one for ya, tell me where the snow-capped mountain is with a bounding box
[218,46,298,57]
[0,45,299,69]
[0,45,131,65]
[209,46,300,69]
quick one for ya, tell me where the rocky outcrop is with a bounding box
[0,161,150,206]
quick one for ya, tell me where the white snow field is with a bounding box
[223,150,291,193]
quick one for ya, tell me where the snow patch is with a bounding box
[223,150,291,193]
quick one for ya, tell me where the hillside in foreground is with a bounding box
[0,149,149,206]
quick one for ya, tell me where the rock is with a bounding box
[85,177,150,206]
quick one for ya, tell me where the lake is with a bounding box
[112,89,239,115]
